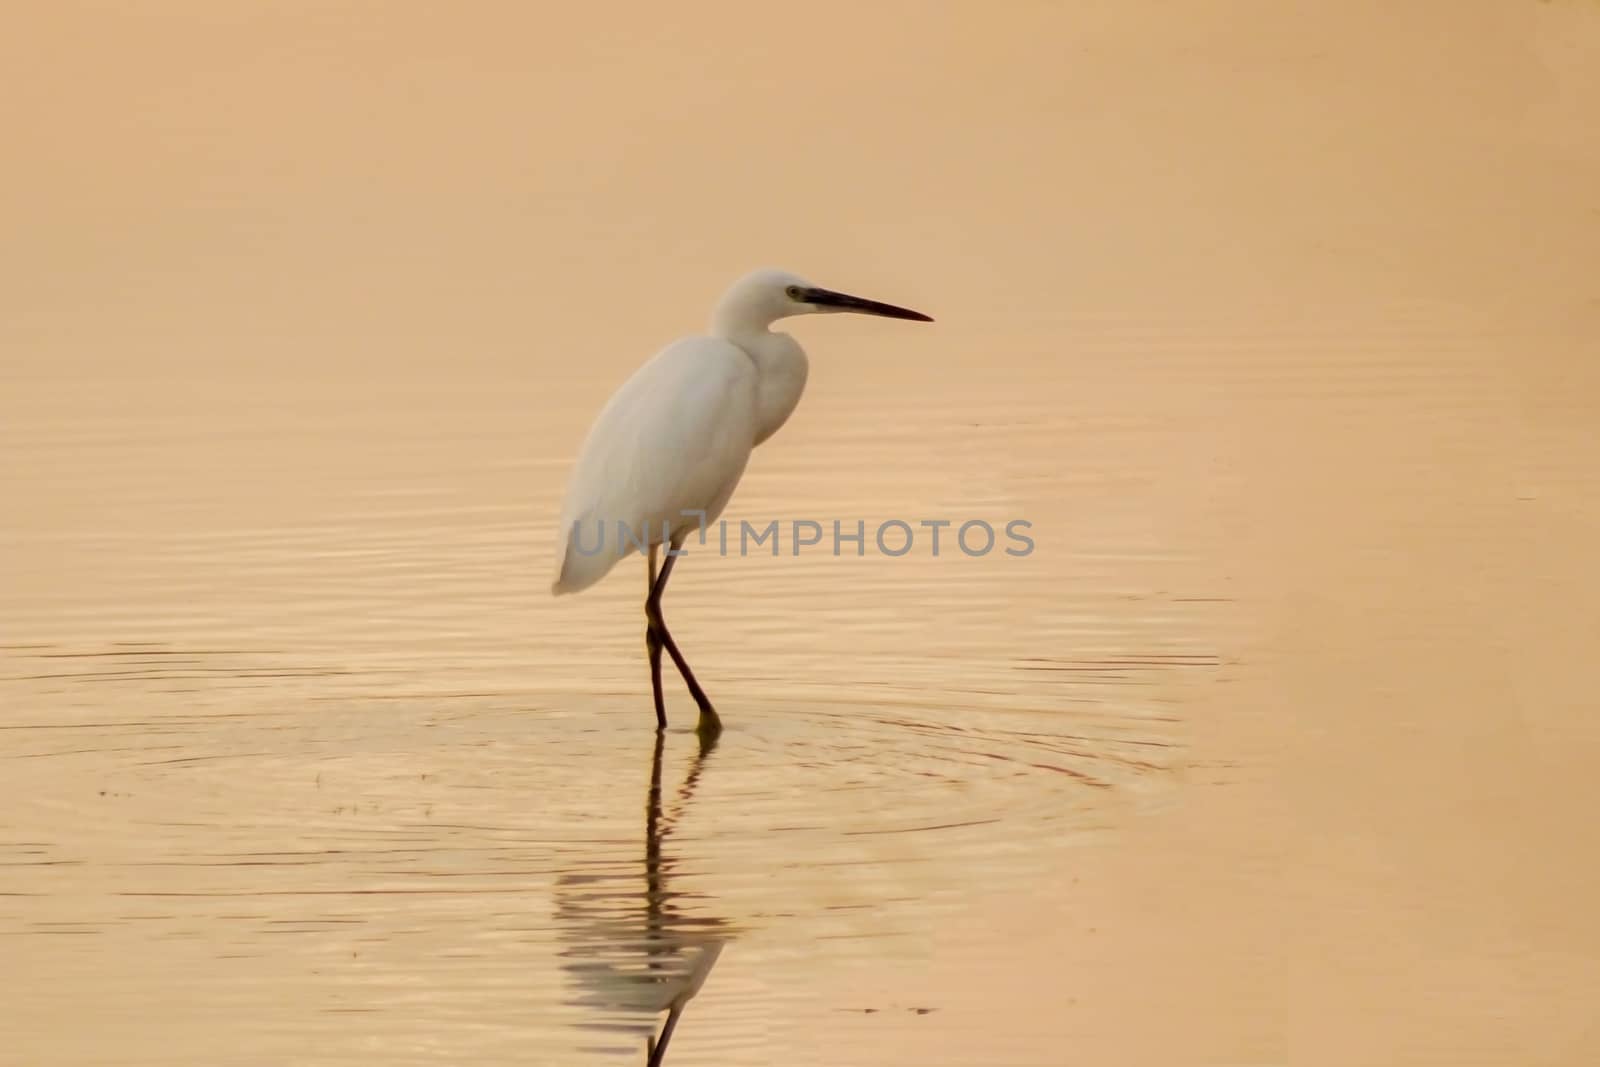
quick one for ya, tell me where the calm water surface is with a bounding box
[6,3,1597,1060]
[2,334,1236,1063]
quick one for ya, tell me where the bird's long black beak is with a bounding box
[800,287,933,322]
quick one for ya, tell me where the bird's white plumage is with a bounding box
[552,336,761,594]
[552,268,928,600]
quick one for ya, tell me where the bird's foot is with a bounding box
[695,703,722,740]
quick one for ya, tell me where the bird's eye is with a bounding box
[785,285,802,300]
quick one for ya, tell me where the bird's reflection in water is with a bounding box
[555,729,727,1064]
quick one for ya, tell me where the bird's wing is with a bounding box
[552,337,758,594]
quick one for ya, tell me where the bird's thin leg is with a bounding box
[647,544,666,730]
[646,533,721,735]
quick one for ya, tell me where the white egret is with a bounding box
[551,268,932,733]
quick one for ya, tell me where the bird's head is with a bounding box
[712,268,933,338]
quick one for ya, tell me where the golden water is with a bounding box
[4,3,1599,1065]
[3,351,1226,1062]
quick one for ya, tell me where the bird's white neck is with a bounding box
[710,300,776,345]
[718,326,810,448]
